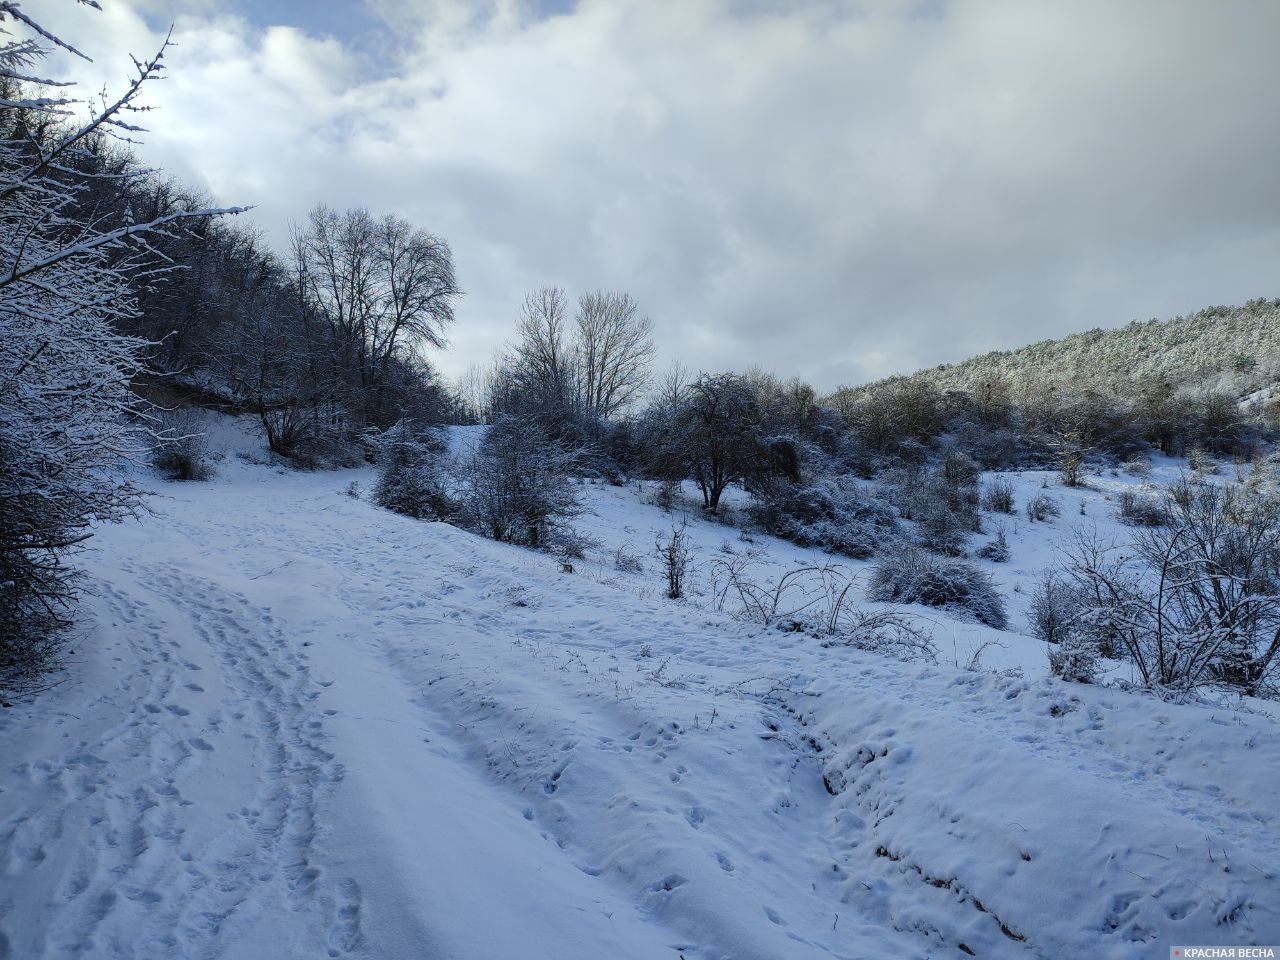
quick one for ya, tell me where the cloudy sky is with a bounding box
[41,0,1280,391]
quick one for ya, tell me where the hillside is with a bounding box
[2,416,1278,958]
[846,297,1280,398]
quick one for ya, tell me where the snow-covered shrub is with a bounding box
[821,608,938,663]
[613,544,645,574]
[374,426,456,521]
[546,527,600,562]
[980,479,1016,514]
[951,422,1021,470]
[457,416,582,548]
[1122,455,1152,480]
[649,477,681,513]
[1047,632,1101,684]
[1116,489,1167,526]
[152,409,213,481]
[913,485,978,555]
[750,476,897,559]
[1187,446,1219,475]
[976,526,1009,562]
[1060,483,1280,696]
[890,468,980,557]
[941,449,980,487]
[866,545,1008,628]
[1027,572,1079,646]
[1057,442,1085,487]
[1025,494,1060,522]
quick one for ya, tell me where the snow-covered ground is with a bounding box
[2,415,1278,958]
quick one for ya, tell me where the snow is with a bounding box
[2,417,1278,958]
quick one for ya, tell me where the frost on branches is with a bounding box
[0,5,231,690]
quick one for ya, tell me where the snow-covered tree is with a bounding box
[0,6,232,689]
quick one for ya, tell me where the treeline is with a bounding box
[6,85,465,465]
[830,371,1260,466]
[118,193,464,463]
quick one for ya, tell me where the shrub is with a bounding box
[980,479,1016,514]
[1122,455,1152,480]
[152,409,213,481]
[1048,633,1101,684]
[1188,446,1219,475]
[1116,489,1167,526]
[1059,481,1280,695]
[867,544,1008,628]
[656,519,693,599]
[374,426,456,520]
[821,608,937,663]
[1027,572,1078,645]
[941,449,980,487]
[545,527,600,562]
[647,477,682,513]
[951,422,1021,470]
[891,468,979,556]
[614,544,645,574]
[1026,493,1060,522]
[751,476,898,559]
[976,526,1009,562]
[457,416,581,548]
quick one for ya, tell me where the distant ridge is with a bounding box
[840,297,1280,399]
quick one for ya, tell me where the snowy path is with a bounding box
[2,458,1279,958]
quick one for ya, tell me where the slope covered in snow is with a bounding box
[2,419,1278,958]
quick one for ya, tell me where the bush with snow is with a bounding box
[1027,572,1079,647]
[1025,493,1060,522]
[866,544,1008,628]
[821,607,938,662]
[373,425,455,521]
[655,520,693,600]
[980,479,1016,514]
[1047,631,1102,683]
[457,416,582,549]
[1059,479,1280,696]
[976,526,1010,562]
[751,475,897,559]
[889,467,980,557]
[1115,488,1167,526]
[152,409,214,481]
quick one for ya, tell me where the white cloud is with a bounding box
[38,0,1280,390]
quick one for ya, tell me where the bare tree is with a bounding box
[292,205,460,426]
[509,285,573,411]
[573,290,654,419]
[499,286,653,426]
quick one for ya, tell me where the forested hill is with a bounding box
[844,297,1280,398]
